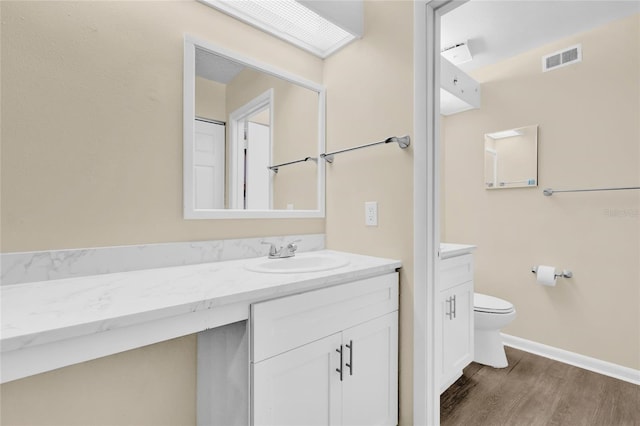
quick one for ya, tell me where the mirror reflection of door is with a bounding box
[483,125,538,189]
[484,148,497,188]
[245,109,271,209]
[188,43,324,217]
[194,118,225,209]
[229,90,273,210]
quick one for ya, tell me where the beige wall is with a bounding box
[1,336,196,426]
[442,14,640,369]
[324,1,414,424]
[0,1,324,424]
[226,68,319,210]
[195,76,226,121]
[0,0,324,254]
[1,2,417,425]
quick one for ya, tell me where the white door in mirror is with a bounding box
[245,122,271,209]
[194,120,225,209]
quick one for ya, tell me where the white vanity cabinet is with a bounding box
[251,273,399,426]
[439,253,474,393]
[2,247,401,426]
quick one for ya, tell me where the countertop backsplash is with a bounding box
[1,234,325,286]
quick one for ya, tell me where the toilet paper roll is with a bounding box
[536,265,557,287]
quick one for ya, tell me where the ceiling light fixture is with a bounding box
[441,41,472,65]
[199,0,360,58]
[486,129,523,139]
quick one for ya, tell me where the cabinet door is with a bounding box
[253,333,342,426]
[441,281,474,391]
[342,312,398,426]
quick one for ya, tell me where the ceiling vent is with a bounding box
[542,44,582,72]
[442,41,472,65]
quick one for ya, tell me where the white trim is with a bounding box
[184,38,197,218]
[413,1,437,425]
[414,2,469,425]
[183,35,326,219]
[502,333,640,386]
[185,208,323,220]
[412,3,429,424]
[316,87,326,218]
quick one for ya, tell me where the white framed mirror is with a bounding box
[484,124,538,189]
[183,35,326,219]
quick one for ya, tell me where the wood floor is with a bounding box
[441,346,640,426]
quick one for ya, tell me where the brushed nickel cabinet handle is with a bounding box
[336,345,343,381]
[452,295,457,319]
[345,340,353,376]
[453,294,458,318]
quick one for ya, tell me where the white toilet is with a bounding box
[473,293,516,368]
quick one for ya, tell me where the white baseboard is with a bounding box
[501,333,640,386]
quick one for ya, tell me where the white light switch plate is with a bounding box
[365,201,378,226]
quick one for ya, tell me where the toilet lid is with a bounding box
[474,293,514,313]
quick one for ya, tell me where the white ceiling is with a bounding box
[197,1,640,81]
[196,48,245,84]
[441,0,640,72]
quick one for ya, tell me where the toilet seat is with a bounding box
[474,293,514,314]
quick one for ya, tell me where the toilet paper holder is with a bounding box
[531,266,573,279]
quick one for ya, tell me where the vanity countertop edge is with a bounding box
[0,250,400,383]
[440,243,477,259]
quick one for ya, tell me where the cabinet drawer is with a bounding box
[251,273,398,363]
[440,254,473,291]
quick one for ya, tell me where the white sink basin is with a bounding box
[246,253,350,274]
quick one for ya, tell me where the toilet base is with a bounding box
[474,329,508,368]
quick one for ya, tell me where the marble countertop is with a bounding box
[440,243,476,259]
[1,250,401,354]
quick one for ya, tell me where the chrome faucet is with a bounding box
[261,239,301,259]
